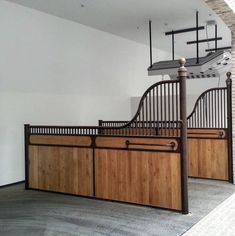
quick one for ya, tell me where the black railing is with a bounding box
[30,79,182,137]
[187,87,227,129]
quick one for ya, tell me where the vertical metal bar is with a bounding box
[176,83,179,136]
[215,24,218,51]
[224,89,226,128]
[153,87,156,129]
[160,85,163,135]
[178,58,188,214]
[149,20,153,68]
[164,83,167,135]
[24,124,30,190]
[150,90,152,131]
[196,11,199,64]
[215,90,220,128]
[168,83,171,136]
[172,83,175,135]
[209,91,211,128]
[157,86,159,134]
[172,32,175,61]
[98,120,103,134]
[219,90,221,128]
[142,106,144,135]
[226,72,233,183]
[215,90,218,128]
[146,96,148,135]
[200,99,202,128]
[220,89,223,128]
[212,90,214,128]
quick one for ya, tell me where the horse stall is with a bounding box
[187,72,233,182]
[25,61,189,214]
[99,73,233,183]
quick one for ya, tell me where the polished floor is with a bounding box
[0,179,235,236]
[184,192,235,236]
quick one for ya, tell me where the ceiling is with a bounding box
[6,0,231,59]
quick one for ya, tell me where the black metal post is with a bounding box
[178,58,189,214]
[149,20,153,68]
[24,124,30,189]
[98,120,103,127]
[226,72,233,183]
[98,120,103,134]
[196,11,199,64]
[215,24,218,51]
[172,32,175,61]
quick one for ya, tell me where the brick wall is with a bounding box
[231,26,235,181]
[204,0,235,183]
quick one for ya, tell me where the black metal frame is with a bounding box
[24,60,189,214]
[149,20,153,68]
[226,72,233,183]
[186,72,233,183]
[178,60,188,214]
[164,11,206,62]
[99,74,233,184]
[24,124,30,190]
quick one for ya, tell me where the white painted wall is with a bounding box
[1,1,226,186]
[0,1,168,186]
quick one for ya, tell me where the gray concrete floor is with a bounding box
[0,178,235,236]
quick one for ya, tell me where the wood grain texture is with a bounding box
[188,139,228,180]
[28,146,93,196]
[95,149,182,210]
[30,135,92,146]
[95,137,179,151]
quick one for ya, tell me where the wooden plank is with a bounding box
[30,135,92,146]
[95,137,179,152]
[188,139,228,180]
[95,149,182,210]
[28,146,93,196]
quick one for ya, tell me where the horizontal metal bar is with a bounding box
[205,46,232,52]
[125,140,176,148]
[165,26,205,35]
[187,37,222,45]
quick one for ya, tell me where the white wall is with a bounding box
[1,1,225,186]
[0,1,168,186]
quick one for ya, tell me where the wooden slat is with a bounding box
[188,139,228,180]
[95,137,179,151]
[95,149,182,210]
[30,135,92,146]
[28,146,93,196]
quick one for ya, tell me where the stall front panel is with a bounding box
[187,74,232,182]
[25,63,189,214]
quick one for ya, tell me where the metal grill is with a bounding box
[187,87,227,128]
